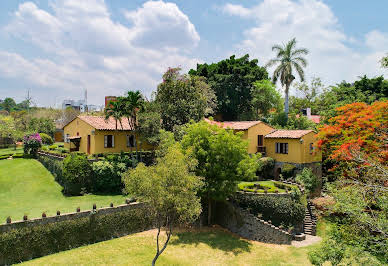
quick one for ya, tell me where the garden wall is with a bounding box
[0,202,152,265]
[214,201,292,245]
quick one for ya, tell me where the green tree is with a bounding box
[189,54,268,120]
[1,98,17,113]
[104,100,125,130]
[381,54,388,68]
[156,68,215,131]
[137,101,162,148]
[122,145,203,266]
[180,120,251,224]
[28,117,55,136]
[266,38,309,115]
[290,77,326,114]
[250,80,282,118]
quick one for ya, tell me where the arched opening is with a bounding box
[275,167,282,180]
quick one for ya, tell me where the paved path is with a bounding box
[291,235,322,247]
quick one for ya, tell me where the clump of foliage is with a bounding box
[28,117,55,136]
[189,54,268,120]
[234,193,305,229]
[156,67,216,131]
[295,168,319,195]
[39,133,54,145]
[38,155,64,185]
[62,153,93,195]
[181,120,255,224]
[92,161,122,194]
[317,100,388,180]
[122,144,203,265]
[23,133,42,157]
[281,163,296,179]
[256,157,275,179]
[269,111,316,130]
[250,80,283,118]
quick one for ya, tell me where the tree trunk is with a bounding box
[207,198,212,226]
[152,220,172,266]
[284,83,290,115]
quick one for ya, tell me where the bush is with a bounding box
[0,206,152,265]
[37,155,64,186]
[62,153,93,195]
[233,193,305,228]
[256,157,275,179]
[295,168,320,194]
[282,163,296,179]
[92,160,122,193]
[48,144,58,150]
[39,133,54,145]
[23,133,42,157]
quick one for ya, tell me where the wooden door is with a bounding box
[87,135,91,154]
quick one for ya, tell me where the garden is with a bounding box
[238,180,297,193]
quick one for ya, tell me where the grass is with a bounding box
[0,146,23,155]
[238,180,297,193]
[20,227,319,266]
[0,158,125,222]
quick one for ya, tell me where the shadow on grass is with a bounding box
[170,228,252,255]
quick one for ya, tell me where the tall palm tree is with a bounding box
[266,38,309,115]
[104,100,124,130]
[122,90,144,155]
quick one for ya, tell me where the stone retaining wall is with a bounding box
[214,201,292,244]
[0,202,145,233]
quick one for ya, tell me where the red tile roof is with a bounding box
[78,116,134,131]
[295,114,321,124]
[265,130,314,139]
[204,118,263,130]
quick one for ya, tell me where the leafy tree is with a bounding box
[122,145,203,266]
[28,117,55,136]
[137,101,162,147]
[39,132,54,145]
[189,54,268,120]
[0,115,23,141]
[269,112,316,130]
[290,77,326,114]
[381,54,388,68]
[295,168,319,195]
[121,90,144,131]
[180,120,252,224]
[250,80,282,118]
[1,98,17,113]
[317,101,388,176]
[354,75,388,100]
[23,133,42,157]
[62,153,93,195]
[156,68,216,131]
[266,38,309,115]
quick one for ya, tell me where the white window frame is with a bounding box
[104,135,114,148]
[126,135,136,148]
[275,142,288,154]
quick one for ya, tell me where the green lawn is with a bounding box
[238,180,297,193]
[0,146,23,155]
[0,159,125,222]
[20,227,318,266]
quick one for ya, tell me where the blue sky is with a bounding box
[0,0,386,107]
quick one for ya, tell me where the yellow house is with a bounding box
[204,118,274,154]
[205,119,322,178]
[63,116,153,155]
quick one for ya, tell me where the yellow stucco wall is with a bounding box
[245,122,275,154]
[64,117,154,154]
[264,132,322,164]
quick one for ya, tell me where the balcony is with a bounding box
[257,146,266,155]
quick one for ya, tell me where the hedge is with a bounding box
[0,206,152,265]
[233,193,305,229]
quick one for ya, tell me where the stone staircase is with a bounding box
[303,201,317,236]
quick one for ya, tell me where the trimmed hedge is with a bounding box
[233,193,305,229]
[238,181,295,193]
[37,155,65,187]
[0,206,152,265]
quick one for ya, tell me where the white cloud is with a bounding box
[0,0,201,106]
[222,0,387,92]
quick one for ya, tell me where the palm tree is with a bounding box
[104,101,124,130]
[266,38,308,115]
[121,90,144,155]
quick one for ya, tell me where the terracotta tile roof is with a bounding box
[295,114,321,124]
[265,130,314,139]
[204,118,263,130]
[78,116,134,131]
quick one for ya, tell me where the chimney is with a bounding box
[306,107,311,118]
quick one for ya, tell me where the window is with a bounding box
[275,143,288,154]
[127,135,136,148]
[104,135,114,148]
[309,143,314,154]
[65,134,70,143]
[257,135,264,146]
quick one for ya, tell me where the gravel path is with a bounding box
[291,235,322,247]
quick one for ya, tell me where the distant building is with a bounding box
[299,108,321,124]
[62,99,87,112]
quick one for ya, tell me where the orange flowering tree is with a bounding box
[317,100,388,176]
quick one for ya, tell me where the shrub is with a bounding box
[282,163,296,179]
[38,155,64,185]
[23,133,42,157]
[62,153,93,195]
[92,160,122,193]
[295,168,320,194]
[256,157,275,179]
[48,144,58,150]
[233,193,305,228]
[0,206,152,265]
[39,133,54,145]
